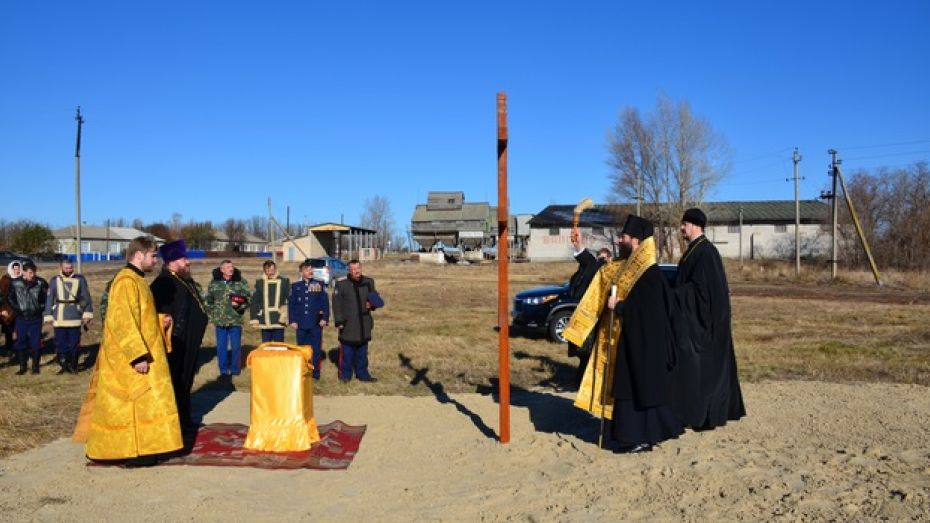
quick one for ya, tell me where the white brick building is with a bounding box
[526,201,830,262]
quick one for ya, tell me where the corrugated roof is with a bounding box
[212,230,267,243]
[528,204,634,227]
[528,200,829,227]
[411,202,492,222]
[53,226,164,242]
[308,222,376,234]
[700,200,829,223]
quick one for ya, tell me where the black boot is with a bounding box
[69,352,80,373]
[30,351,40,374]
[57,353,68,375]
[15,351,28,375]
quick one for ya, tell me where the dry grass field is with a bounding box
[1,256,928,458]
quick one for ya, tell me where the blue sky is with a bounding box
[2,1,928,235]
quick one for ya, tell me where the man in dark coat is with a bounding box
[150,239,209,433]
[670,208,746,429]
[606,215,683,453]
[8,262,49,375]
[332,259,382,382]
[567,228,611,387]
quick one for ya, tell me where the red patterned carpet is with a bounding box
[160,420,366,470]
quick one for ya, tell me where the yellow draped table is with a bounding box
[243,343,321,452]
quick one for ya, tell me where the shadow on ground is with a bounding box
[475,378,599,446]
[398,352,498,440]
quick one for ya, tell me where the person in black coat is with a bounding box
[150,240,209,433]
[8,262,48,375]
[606,215,683,453]
[669,208,746,430]
[567,228,611,387]
[332,260,383,383]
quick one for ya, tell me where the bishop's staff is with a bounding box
[597,283,618,448]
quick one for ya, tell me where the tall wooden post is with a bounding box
[496,92,510,444]
[74,107,84,273]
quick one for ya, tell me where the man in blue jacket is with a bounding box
[289,260,330,380]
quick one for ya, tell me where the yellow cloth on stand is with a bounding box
[243,342,321,452]
[564,236,657,420]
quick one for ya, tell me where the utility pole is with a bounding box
[828,150,839,280]
[74,107,84,273]
[267,198,276,264]
[791,148,803,277]
[834,162,882,285]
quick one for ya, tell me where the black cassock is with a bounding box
[610,264,683,446]
[151,269,209,431]
[670,235,746,429]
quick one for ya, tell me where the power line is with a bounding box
[732,147,794,165]
[837,139,930,151]
[842,149,930,162]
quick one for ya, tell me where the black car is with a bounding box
[511,263,678,343]
[0,250,34,268]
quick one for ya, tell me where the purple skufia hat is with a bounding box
[159,239,188,262]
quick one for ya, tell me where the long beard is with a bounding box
[618,243,633,260]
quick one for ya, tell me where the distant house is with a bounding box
[526,200,830,261]
[278,223,379,262]
[209,230,268,253]
[410,191,531,254]
[410,192,492,250]
[53,225,165,260]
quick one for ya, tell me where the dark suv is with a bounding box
[0,251,34,268]
[511,264,678,343]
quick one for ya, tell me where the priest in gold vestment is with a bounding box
[73,236,183,465]
[564,215,683,453]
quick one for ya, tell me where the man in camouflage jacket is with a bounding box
[206,259,251,375]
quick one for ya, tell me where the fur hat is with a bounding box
[621,214,654,241]
[159,239,188,263]
[681,208,707,228]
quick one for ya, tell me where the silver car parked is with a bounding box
[307,256,348,286]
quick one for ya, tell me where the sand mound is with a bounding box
[1,381,928,521]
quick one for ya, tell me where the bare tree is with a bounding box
[607,94,731,260]
[9,221,55,254]
[247,215,268,240]
[170,212,183,238]
[222,218,247,252]
[838,161,930,270]
[143,222,173,242]
[359,195,395,251]
[181,220,215,251]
